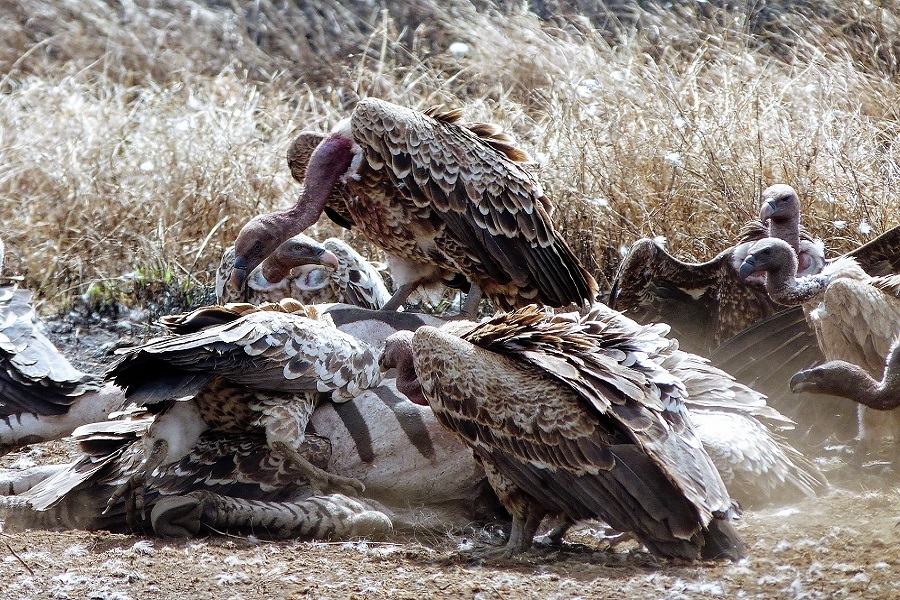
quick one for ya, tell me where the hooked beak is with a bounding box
[789,369,813,393]
[317,249,340,271]
[737,255,758,280]
[759,199,776,223]
[230,256,249,290]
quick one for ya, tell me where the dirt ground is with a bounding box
[1,466,898,599]
[2,314,899,599]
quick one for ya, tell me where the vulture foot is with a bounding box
[468,514,541,560]
[151,495,204,537]
[104,438,169,530]
[274,441,365,496]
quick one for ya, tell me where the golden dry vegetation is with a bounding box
[1,0,898,310]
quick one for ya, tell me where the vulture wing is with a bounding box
[813,275,900,374]
[844,224,900,276]
[108,311,381,402]
[1,285,102,418]
[608,238,753,353]
[709,307,858,442]
[351,98,597,308]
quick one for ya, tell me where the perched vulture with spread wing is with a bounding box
[791,335,900,412]
[381,305,746,560]
[231,98,598,313]
[1,284,123,456]
[217,234,390,309]
[738,238,900,453]
[104,302,382,523]
[608,184,825,354]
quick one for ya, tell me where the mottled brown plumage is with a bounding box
[382,305,746,561]
[104,305,383,524]
[609,185,824,354]
[234,98,598,312]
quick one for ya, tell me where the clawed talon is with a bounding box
[104,472,147,531]
[274,441,366,496]
[104,438,170,531]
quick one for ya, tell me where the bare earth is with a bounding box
[2,317,899,599]
[1,439,898,599]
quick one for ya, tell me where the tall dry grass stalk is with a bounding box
[1,0,898,308]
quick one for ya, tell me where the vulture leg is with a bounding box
[461,284,483,318]
[272,441,365,496]
[104,438,169,529]
[380,282,418,312]
[474,510,544,559]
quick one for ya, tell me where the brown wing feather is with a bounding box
[351,98,597,309]
[110,311,382,401]
[413,317,738,559]
[608,238,767,352]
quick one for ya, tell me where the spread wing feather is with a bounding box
[108,311,381,402]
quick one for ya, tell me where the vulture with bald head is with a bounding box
[738,237,900,454]
[609,184,825,354]
[217,234,389,309]
[381,304,747,561]
[231,98,598,314]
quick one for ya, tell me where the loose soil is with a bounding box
[1,314,898,599]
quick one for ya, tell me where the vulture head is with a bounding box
[380,330,427,405]
[258,235,340,285]
[759,184,801,227]
[231,125,357,290]
[737,238,798,282]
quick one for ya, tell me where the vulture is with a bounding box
[608,184,824,354]
[217,234,390,309]
[231,98,598,313]
[1,376,505,539]
[1,279,123,456]
[381,304,747,561]
[790,335,900,411]
[1,413,336,535]
[738,237,900,453]
[104,301,382,523]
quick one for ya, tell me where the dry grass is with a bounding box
[1,0,898,309]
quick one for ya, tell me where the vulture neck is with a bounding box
[765,264,829,307]
[807,361,899,411]
[394,355,427,406]
[282,133,355,237]
[768,212,801,254]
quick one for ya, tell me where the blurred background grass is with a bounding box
[1,0,898,311]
